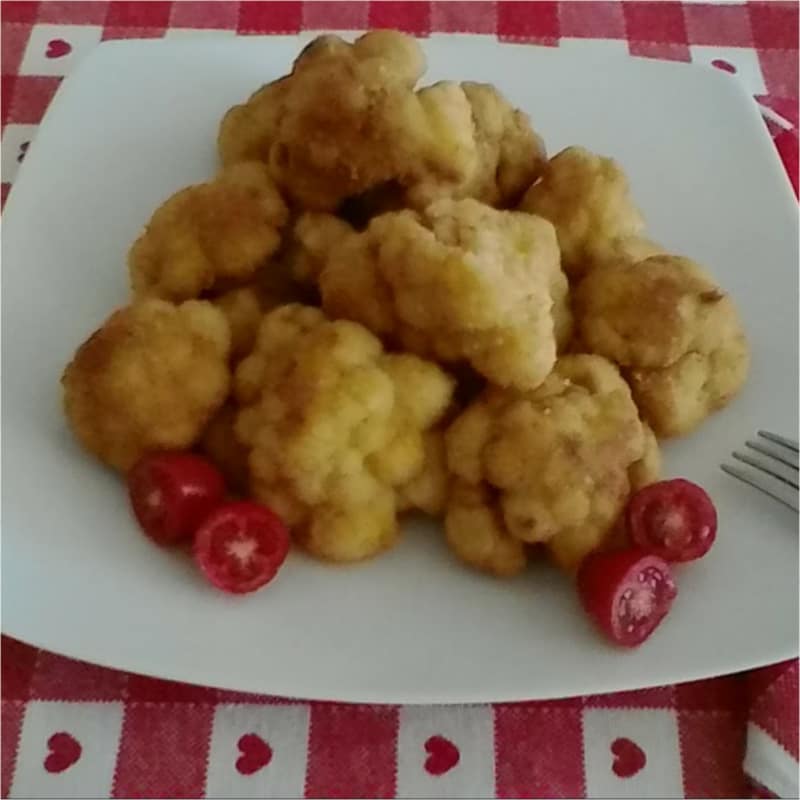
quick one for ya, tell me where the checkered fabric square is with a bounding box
[4,636,796,798]
[2,1,797,200]
[1,2,797,797]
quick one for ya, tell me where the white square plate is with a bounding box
[3,36,797,703]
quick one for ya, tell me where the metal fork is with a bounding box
[721,430,799,512]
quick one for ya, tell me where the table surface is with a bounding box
[1,2,798,799]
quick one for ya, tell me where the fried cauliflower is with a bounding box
[588,235,664,272]
[200,405,250,492]
[60,29,754,601]
[337,82,547,221]
[630,341,750,438]
[211,286,265,360]
[288,214,353,285]
[234,305,454,562]
[129,162,288,302]
[575,254,750,436]
[297,198,571,389]
[405,81,546,209]
[62,299,231,472]
[218,31,478,211]
[520,146,645,280]
[628,422,661,491]
[445,481,528,577]
[218,76,291,168]
[397,430,449,516]
[444,355,645,573]
[218,32,424,168]
[211,254,309,360]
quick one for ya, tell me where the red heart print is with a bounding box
[235,733,272,775]
[424,735,460,776]
[44,732,81,773]
[611,737,646,778]
[46,39,72,59]
[711,59,736,74]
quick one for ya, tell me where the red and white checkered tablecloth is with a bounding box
[1,2,797,798]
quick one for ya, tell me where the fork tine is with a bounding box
[732,451,799,489]
[746,439,799,470]
[758,430,799,452]
[721,464,799,512]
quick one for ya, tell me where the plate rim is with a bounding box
[3,34,798,703]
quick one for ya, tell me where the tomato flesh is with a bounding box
[577,548,677,647]
[627,479,717,562]
[193,501,290,594]
[128,452,225,545]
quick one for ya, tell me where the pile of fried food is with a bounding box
[62,31,750,579]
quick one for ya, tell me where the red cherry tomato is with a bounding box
[627,479,717,562]
[193,501,290,594]
[577,548,677,647]
[128,452,225,545]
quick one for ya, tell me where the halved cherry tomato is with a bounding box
[128,452,225,545]
[193,501,290,594]
[627,479,717,562]
[577,548,677,647]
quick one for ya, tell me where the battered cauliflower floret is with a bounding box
[629,337,750,438]
[588,235,664,272]
[575,255,750,436]
[520,146,645,280]
[200,405,250,493]
[217,77,291,169]
[218,32,477,211]
[576,255,722,368]
[298,198,571,389]
[340,82,547,220]
[445,481,528,577]
[212,286,264,360]
[405,82,546,209]
[211,258,308,360]
[217,31,422,169]
[549,261,573,353]
[289,214,354,285]
[445,355,645,572]
[234,305,454,562]
[397,430,449,516]
[62,299,231,472]
[129,162,288,302]
[628,423,661,492]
